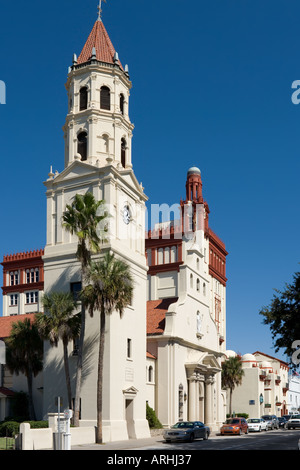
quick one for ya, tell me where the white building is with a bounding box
[226,351,289,418]
[287,372,300,414]
[145,167,228,431]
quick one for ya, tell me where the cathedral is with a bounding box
[0,5,228,440]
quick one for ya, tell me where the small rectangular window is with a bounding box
[127,338,132,359]
[10,294,18,306]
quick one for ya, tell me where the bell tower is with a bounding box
[43,4,150,442]
[63,8,133,171]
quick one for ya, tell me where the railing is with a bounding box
[0,437,15,450]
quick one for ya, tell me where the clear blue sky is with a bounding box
[1,0,299,363]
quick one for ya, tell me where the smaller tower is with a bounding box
[180,167,210,235]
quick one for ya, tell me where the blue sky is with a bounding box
[0,0,299,363]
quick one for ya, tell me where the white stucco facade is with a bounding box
[227,351,289,418]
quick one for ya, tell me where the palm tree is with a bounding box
[82,252,134,443]
[35,292,81,410]
[5,318,43,420]
[221,355,244,417]
[62,192,108,426]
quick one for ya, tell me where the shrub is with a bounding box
[146,403,162,429]
[0,421,20,437]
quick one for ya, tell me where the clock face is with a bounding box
[122,205,131,224]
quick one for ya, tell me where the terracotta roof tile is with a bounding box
[0,313,37,340]
[77,20,123,69]
[147,298,178,335]
[0,387,15,397]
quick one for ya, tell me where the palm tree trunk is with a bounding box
[63,339,72,410]
[27,368,36,421]
[229,388,233,417]
[96,304,106,444]
[73,303,85,426]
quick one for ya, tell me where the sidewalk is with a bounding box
[71,430,218,450]
[71,434,165,451]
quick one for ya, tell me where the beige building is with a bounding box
[225,351,289,418]
[145,167,228,431]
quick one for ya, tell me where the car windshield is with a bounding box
[248,419,260,423]
[172,422,194,429]
[262,416,271,420]
[292,415,300,419]
[225,419,240,424]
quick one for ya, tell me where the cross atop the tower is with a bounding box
[97,0,107,21]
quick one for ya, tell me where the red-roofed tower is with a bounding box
[63,8,133,170]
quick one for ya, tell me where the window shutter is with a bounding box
[100,86,110,110]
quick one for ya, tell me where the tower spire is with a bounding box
[97,0,107,21]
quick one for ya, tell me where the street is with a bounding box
[71,428,300,451]
[136,429,300,451]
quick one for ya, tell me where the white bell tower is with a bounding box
[43,4,150,441]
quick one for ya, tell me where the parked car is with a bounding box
[278,417,288,428]
[286,414,300,429]
[247,418,268,432]
[220,418,249,435]
[163,421,210,442]
[261,415,279,430]
[282,414,292,421]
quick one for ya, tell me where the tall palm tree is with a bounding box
[221,355,244,417]
[35,292,81,410]
[82,252,134,443]
[62,192,108,426]
[5,318,43,420]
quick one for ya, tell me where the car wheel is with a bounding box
[239,429,242,435]
[259,427,261,432]
[189,433,194,442]
[165,439,171,443]
[204,431,209,440]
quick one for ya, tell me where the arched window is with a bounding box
[77,132,88,161]
[196,278,200,292]
[121,138,126,168]
[120,93,124,114]
[148,366,153,383]
[190,273,193,289]
[100,86,110,110]
[79,86,88,110]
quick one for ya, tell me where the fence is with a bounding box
[0,437,15,450]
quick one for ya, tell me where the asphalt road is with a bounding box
[136,428,300,451]
[71,428,300,451]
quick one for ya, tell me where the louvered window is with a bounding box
[100,86,110,110]
[79,87,88,111]
[120,93,124,114]
[121,138,126,168]
[78,132,88,161]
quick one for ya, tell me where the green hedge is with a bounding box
[146,403,162,429]
[0,420,48,437]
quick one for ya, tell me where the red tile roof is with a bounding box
[77,20,123,69]
[147,298,178,335]
[0,387,15,397]
[146,351,156,359]
[0,313,37,340]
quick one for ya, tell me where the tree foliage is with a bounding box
[82,252,134,443]
[5,319,43,421]
[259,271,300,366]
[221,355,244,417]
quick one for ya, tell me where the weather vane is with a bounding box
[98,0,107,21]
